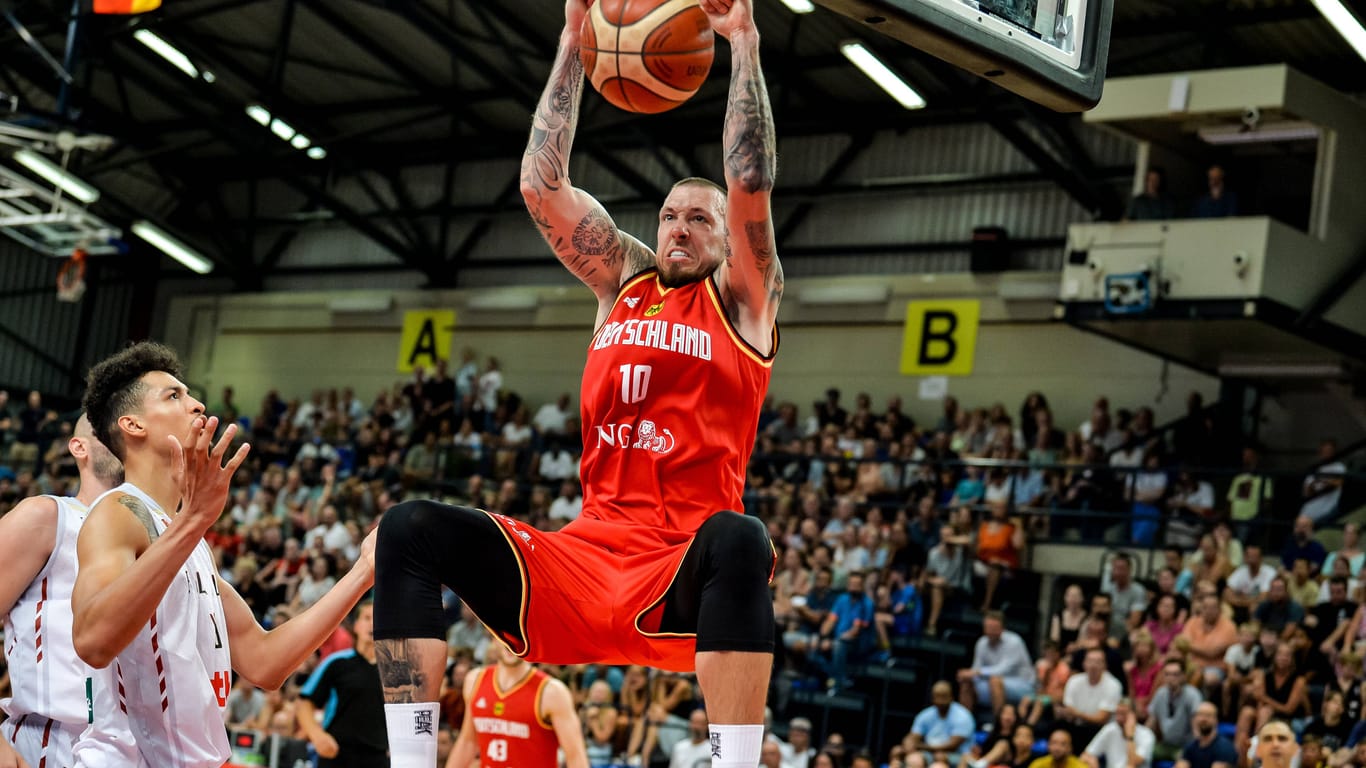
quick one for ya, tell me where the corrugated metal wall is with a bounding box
[0,240,138,400]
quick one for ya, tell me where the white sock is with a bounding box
[710,723,765,768]
[385,702,440,768]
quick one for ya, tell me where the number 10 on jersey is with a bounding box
[619,364,652,404]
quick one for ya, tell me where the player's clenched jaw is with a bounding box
[655,181,727,289]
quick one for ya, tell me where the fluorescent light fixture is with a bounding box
[840,41,926,110]
[800,284,890,305]
[13,149,99,204]
[131,220,213,274]
[778,0,816,12]
[246,104,271,126]
[132,30,212,81]
[246,104,327,158]
[269,118,295,141]
[1310,0,1366,61]
[1197,121,1320,145]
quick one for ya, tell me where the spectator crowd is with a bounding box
[0,348,1361,768]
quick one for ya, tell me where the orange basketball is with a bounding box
[580,0,714,114]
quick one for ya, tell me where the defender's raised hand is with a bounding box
[169,415,250,535]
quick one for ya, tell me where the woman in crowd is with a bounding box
[1235,644,1308,755]
[1144,593,1184,657]
[1125,629,1161,721]
[959,705,1020,768]
[963,723,1036,768]
[975,502,1025,612]
[1049,584,1089,653]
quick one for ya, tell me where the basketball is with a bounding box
[580,0,714,114]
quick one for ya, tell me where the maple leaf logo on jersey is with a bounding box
[623,296,640,308]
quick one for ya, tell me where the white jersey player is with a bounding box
[0,416,122,768]
[70,341,376,768]
[71,483,232,768]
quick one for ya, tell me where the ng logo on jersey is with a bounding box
[593,419,676,455]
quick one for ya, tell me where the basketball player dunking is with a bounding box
[371,0,782,764]
[0,416,123,768]
[69,342,376,768]
[449,644,587,768]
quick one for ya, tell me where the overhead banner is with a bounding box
[900,299,980,376]
[397,309,455,373]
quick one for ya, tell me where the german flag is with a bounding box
[93,0,161,13]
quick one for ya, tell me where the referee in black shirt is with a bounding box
[299,600,389,767]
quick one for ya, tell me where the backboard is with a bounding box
[814,0,1114,111]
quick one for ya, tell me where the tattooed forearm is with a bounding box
[744,219,783,304]
[767,258,785,304]
[522,46,585,194]
[376,639,429,704]
[723,41,776,194]
[118,495,160,542]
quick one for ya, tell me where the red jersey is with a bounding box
[571,271,775,552]
[468,666,560,768]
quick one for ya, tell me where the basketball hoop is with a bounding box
[56,247,87,302]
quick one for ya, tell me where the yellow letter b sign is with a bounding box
[900,300,980,376]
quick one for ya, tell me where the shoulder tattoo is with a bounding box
[118,495,161,542]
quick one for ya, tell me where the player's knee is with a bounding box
[697,511,771,571]
[377,499,443,554]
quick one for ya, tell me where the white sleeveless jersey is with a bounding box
[2,495,93,766]
[72,483,233,768]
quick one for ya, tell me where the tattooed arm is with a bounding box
[71,492,208,667]
[702,0,782,356]
[520,0,655,330]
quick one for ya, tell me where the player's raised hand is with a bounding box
[565,0,592,36]
[699,0,756,40]
[169,415,250,535]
